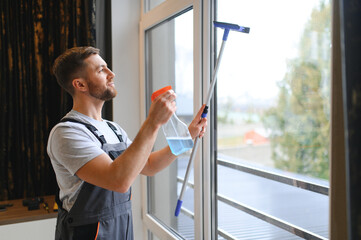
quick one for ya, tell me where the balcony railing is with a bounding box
[177,157,329,240]
[217,158,328,196]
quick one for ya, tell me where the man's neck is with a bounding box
[72,97,104,121]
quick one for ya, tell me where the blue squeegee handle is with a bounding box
[175,39,227,217]
[175,21,250,217]
[175,136,201,216]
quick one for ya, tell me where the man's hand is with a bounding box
[148,90,177,128]
[189,104,208,139]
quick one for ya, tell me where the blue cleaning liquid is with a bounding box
[166,137,194,156]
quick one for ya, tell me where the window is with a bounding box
[140,1,204,238]
[139,0,331,239]
[145,9,195,239]
[144,0,166,12]
[215,0,331,239]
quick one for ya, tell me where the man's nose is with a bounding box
[107,68,115,78]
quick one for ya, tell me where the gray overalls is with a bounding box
[55,118,133,240]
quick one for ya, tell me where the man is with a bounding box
[47,46,207,239]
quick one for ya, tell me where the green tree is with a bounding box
[262,0,331,179]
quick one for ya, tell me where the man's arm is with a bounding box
[76,90,176,193]
[141,104,208,176]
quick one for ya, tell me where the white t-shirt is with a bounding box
[47,110,132,211]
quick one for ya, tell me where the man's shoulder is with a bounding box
[48,120,96,144]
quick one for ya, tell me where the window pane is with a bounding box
[216,0,331,238]
[144,0,166,12]
[148,231,161,240]
[145,9,194,239]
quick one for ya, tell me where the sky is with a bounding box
[216,0,319,104]
[172,0,320,114]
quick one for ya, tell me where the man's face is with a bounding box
[83,54,117,101]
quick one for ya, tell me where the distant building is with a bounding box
[244,128,270,145]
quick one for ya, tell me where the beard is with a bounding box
[87,81,117,101]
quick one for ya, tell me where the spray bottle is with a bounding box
[151,86,194,155]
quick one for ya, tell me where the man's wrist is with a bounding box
[144,117,161,132]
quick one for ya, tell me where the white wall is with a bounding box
[111,1,144,239]
[0,218,56,240]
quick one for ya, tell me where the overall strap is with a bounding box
[106,121,124,142]
[55,118,126,212]
[55,118,107,211]
[60,118,107,145]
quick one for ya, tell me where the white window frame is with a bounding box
[139,0,213,239]
[139,1,334,239]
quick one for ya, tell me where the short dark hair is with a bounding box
[52,46,100,95]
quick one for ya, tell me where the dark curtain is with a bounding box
[340,0,361,238]
[0,0,96,201]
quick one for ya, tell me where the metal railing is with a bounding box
[217,157,329,195]
[176,157,329,240]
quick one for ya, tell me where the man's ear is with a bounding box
[72,78,87,92]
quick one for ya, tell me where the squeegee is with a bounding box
[175,21,250,217]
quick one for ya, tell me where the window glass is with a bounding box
[149,231,162,240]
[144,0,166,12]
[145,9,195,239]
[216,0,331,238]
